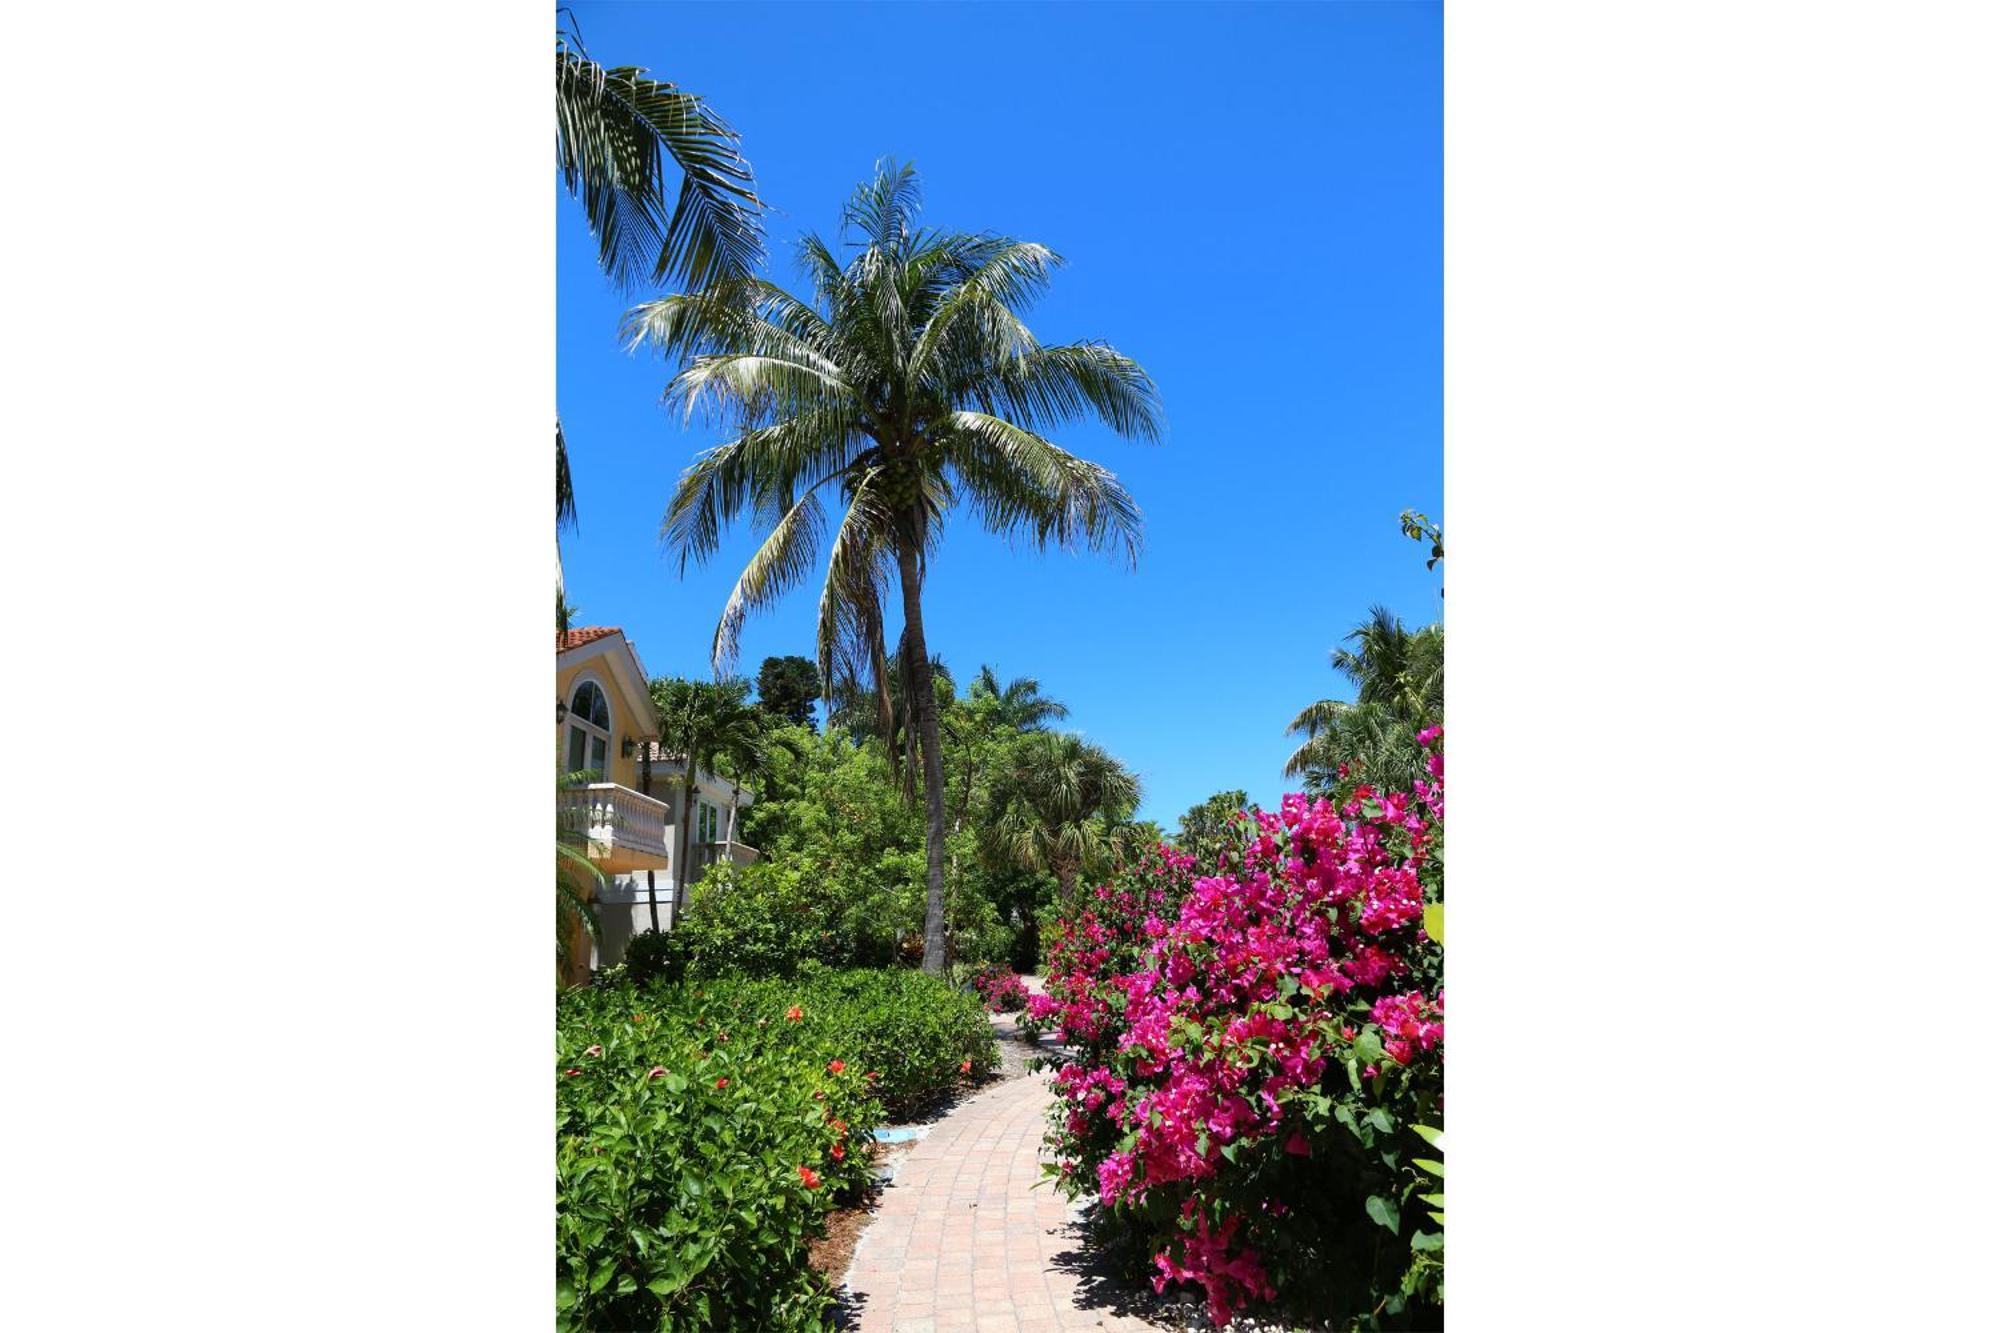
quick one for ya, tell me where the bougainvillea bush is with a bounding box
[557,969,996,1330]
[1028,729,1445,1329]
[970,962,1032,1012]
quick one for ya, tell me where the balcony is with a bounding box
[687,839,760,884]
[558,783,671,874]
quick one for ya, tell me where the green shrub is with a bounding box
[664,862,858,978]
[620,928,682,985]
[556,968,997,1329]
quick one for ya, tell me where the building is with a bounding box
[557,627,758,979]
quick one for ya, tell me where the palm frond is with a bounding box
[984,342,1164,442]
[662,410,861,568]
[842,159,923,254]
[711,486,829,672]
[556,420,577,532]
[908,240,1061,383]
[555,49,762,289]
[946,412,1144,565]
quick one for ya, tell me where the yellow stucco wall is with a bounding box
[557,653,646,789]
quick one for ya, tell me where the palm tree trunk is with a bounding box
[895,542,949,975]
[676,776,697,923]
[641,751,661,932]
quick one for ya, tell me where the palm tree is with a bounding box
[627,162,1163,974]
[1332,604,1444,718]
[986,732,1142,908]
[969,665,1070,731]
[648,677,798,920]
[1285,607,1443,791]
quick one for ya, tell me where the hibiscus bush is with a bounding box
[1029,729,1445,1329]
[557,968,995,1330]
[970,962,1031,1012]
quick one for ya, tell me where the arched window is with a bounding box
[564,678,613,778]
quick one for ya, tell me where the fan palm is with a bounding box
[986,732,1142,908]
[627,162,1163,974]
[1285,607,1443,791]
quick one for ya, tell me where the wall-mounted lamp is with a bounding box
[621,738,637,759]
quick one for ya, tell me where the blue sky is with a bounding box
[557,0,1441,826]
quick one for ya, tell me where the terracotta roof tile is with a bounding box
[557,626,621,654]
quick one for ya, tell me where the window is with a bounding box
[563,678,613,780]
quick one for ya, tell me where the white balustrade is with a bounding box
[558,783,670,860]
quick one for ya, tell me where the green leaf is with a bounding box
[1410,1229,1444,1252]
[1423,902,1445,948]
[1414,1158,1446,1177]
[1365,1194,1400,1234]
[1355,1029,1385,1065]
[1410,1123,1444,1150]
[1364,1107,1396,1134]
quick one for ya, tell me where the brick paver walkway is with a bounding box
[841,1017,1159,1333]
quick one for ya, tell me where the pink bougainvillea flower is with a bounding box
[1284,1132,1312,1157]
[830,1142,846,1162]
[864,1070,880,1081]
[827,1059,846,1075]
[563,1068,583,1077]
[714,1077,729,1090]
[959,1059,972,1074]
[785,1005,804,1022]
[582,1044,603,1059]
[797,1165,822,1189]
[646,1065,668,1080]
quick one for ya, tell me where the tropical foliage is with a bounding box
[554,21,762,555]
[626,161,1163,974]
[648,676,800,918]
[1170,788,1254,872]
[555,31,761,292]
[986,731,1142,907]
[1285,605,1443,795]
[755,654,823,731]
[1027,730,1445,1329]
[557,968,994,1330]
[703,658,1146,973]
